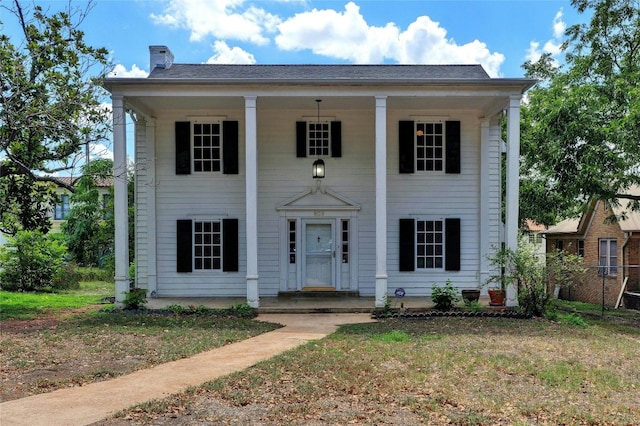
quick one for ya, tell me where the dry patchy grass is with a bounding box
[104,317,640,425]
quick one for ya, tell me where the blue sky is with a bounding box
[1,0,586,165]
[84,0,582,78]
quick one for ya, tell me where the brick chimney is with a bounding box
[149,45,174,72]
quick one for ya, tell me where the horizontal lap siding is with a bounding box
[387,111,483,295]
[257,109,376,296]
[153,114,247,297]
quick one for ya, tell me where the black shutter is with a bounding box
[223,218,239,272]
[176,220,192,272]
[399,121,415,173]
[445,218,461,271]
[331,121,342,158]
[175,122,191,175]
[445,121,461,174]
[399,218,415,271]
[296,121,307,158]
[223,121,239,174]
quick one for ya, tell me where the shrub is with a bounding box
[518,283,549,317]
[52,261,81,290]
[0,231,67,291]
[122,288,147,310]
[431,279,459,310]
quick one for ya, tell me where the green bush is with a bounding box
[0,231,67,291]
[52,261,81,290]
[431,279,459,310]
[518,283,549,317]
[122,288,147,310]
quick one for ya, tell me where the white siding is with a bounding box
[136,103,502,298]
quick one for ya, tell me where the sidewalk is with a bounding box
[0,313,375,426]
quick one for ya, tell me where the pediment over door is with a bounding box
[276,188,361,212]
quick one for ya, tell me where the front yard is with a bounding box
[100,308,640,425]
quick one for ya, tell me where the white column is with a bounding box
[245,96,259,308]
[505,95,522,307]
[112,95,130,306]
[479,120,491,289]
[145,118,158,297]
[375,96,388,308]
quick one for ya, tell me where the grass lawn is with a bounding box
[0,280,113,320]
[114,312,640,425]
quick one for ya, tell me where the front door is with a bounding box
[304,222,334,289]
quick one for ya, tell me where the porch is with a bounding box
[144,294,495,314]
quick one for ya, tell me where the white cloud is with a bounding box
[206,41,256,64]
[108,64,148,78]
[525,9,565,64]
[275,2,504,76]
[150,0,279,45]
[90,143,114,161]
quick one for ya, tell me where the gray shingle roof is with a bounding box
[147,64,491,81]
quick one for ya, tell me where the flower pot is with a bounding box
[461,289,480,304]
[488,289,506,306]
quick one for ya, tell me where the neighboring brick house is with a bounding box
[522,219,546,263]
[544,187,640,307]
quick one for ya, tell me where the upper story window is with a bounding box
[399,120,460,174]
[193,123,222,172]
[54,194,70,220]
[308,122,330,156]
[416,123,444,172]
[175,120,238,175]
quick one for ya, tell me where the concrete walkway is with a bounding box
[0,313,375,426]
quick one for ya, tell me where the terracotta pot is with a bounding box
[461,289,480,304]
[488,289,506,306]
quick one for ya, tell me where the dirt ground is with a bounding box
[0,307,156,402]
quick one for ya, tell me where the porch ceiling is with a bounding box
[125,94,510,118]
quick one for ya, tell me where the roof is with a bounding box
[523,219,546,232]
[545,185,640,235]
[544,218,580,235]
[54,177,113,188]
[147,64,492,81]
[611,185,640,232]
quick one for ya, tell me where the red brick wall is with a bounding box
[547,201,629,306]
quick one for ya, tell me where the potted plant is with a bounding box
[484,245,516,307]
[461,288,481,304]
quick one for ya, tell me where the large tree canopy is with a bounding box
[0,0,110,235]
[521,0,640,225]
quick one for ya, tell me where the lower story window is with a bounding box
[194,221,221,270]
[599,238,617,276]
[416,220,443,269]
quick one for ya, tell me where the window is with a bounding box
[102,194,113,219]
[308,122,330,156]
[599,239,617,276]
[416,123,444,171]
[416,220,444,268]
[193,123,222,172]
[398,120,460,174]
[176,219,238,273]
[289,220,296,264]
[399,218,460,272]
[175,121,238,175]
[296,121,342,158]
[578,239,585,257]
[194,221,222,270]
[528,232,542,245]
[55,194,70,220]
[341,220,349,263]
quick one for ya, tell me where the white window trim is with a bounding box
[192,119,223,174]
[414,121,445,173]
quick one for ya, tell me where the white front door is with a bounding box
[304,222,334,288]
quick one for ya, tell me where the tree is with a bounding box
[520,0,640,225]
[0,0,110,235]
[62,159,113,266]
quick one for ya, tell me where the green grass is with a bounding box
[0,280,112,320]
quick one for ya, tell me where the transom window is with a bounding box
[416,220,444,269]
[55,194,70,220]
[194,221,221,270]
[599,238,617,276]
[308,122,330,156]
[416,122,443,171]
[193,123,221,172]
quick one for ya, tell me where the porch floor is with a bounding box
[145,295,494,313]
